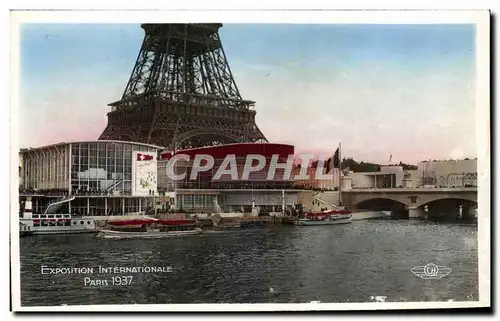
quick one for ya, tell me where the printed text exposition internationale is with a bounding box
[41,265,173,275]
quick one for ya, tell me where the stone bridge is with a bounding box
[342,187,477,209]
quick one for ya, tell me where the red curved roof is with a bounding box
[160,143,294,160]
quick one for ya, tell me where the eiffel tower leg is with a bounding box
[146,113,158,145]
[170,116,182,152]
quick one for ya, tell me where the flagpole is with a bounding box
[339,142,342,206]
[331,150,335,193]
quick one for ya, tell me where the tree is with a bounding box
[398,161,418,170]
[299,155,418,173]
[340,157,417,172]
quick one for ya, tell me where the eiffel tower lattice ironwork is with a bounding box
[99,23,268,150]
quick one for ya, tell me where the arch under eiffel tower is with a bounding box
[99,23,268,151]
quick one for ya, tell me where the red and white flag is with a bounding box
[137,153,154,161]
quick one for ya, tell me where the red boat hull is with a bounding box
[107,218,196,226]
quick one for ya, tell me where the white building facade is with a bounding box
[415,159,477,187]
[351,166,405,189]
[348,159,477,189]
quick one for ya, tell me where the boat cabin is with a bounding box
[30,214,93,228]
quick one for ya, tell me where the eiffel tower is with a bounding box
[99,23,268,150]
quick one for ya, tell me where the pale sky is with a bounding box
[20,23,477,164]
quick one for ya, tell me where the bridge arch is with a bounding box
[415,194,478,208]
[353,197,408,209]
[416,197,478,220]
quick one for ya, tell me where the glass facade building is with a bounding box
[69,141,160,195]
[20,141,163,216]
[21,141,162,195]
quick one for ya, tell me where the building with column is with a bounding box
[350,166,405,189]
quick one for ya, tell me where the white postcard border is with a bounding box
[9,9,491,312]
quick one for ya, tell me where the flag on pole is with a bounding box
[389,154,393,162]
[333,147,340,168]
[325,157,331,173]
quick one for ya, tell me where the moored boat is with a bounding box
[19,196,97,235]
[19,222,34,236]
[282,216,299,225]
[97,218,203,239]
[294,209,352,226]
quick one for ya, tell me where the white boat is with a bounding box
[350,211,387,221]
[294,210,352,226]
[295,216,352,226]
[19,196,97,235]
[96,218,203,239]
[97,228,203,239]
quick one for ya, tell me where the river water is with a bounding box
[19,219,479,306]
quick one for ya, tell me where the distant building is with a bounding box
[350,166,405,189]
[18,152,23,187]
[348,159,477,189]
[415,159,477,187]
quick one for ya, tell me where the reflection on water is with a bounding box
[19,220,479,306]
